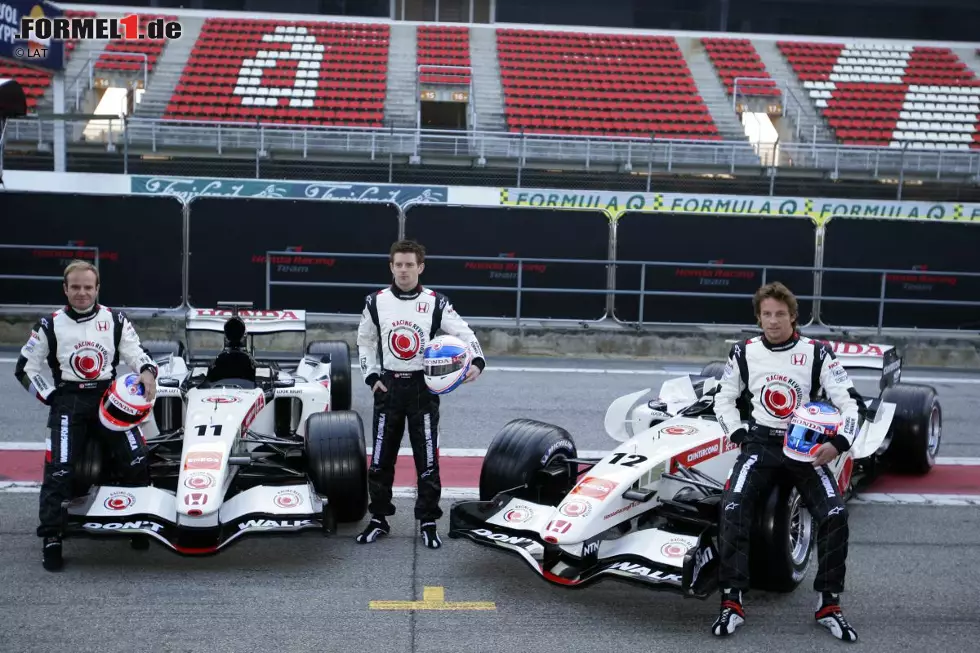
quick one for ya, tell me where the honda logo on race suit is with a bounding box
[791,353,807,366]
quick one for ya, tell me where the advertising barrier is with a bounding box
[614,212,817,325]
[821,217,980,330]
[188,197,400,313]
[0,191,183,308]
[7,174,980,331]
[404,205,610,320]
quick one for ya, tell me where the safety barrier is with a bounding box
[2,190,980,333]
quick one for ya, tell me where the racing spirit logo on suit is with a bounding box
[70,341,110,379]
[388,320,426,361]
[760,373,804,419]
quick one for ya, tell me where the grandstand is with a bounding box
[1,2,979,190]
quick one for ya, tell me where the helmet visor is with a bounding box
[785,422,826,456]
[424,357,465,377]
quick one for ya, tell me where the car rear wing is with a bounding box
[185,307,307,335]
[724,337,902,390]
[811,339,902,390]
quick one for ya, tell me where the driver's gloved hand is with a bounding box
[729,428,748,445]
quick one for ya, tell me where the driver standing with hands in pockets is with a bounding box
[355,240,486,550]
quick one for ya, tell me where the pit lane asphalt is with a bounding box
[1,356,977,458]
[1,493,978,653]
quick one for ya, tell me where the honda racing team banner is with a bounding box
[130,175,448,209]
[497,188,980,223]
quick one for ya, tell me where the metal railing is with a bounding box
[6,115,980,185]
[263,251,980,334]
[0,244,100,283]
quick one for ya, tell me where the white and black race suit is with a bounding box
[356,284,486,521]
[713,332,865,594]
[14,305,158,537]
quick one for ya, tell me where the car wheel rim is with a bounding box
[789,489,813,566]
[927,405,941,460]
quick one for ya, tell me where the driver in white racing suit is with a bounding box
[710,282,862,642]
[355,240,485,550]
[14,260,158,572]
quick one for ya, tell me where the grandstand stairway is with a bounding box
[468,26,506,133]
[384,23,419,129]
[679,38,751,143]
[134,17,206,118]
[751,39,836,144]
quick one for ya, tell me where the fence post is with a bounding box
[265,248,271,310]
[515,259,523,328]
[638,262,646,328]
[877,272,887,336]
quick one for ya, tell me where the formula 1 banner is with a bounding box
[497,188,980,223]
[131,175,448,209]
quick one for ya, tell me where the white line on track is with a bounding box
[0,441,977,464]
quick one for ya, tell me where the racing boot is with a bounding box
[815,592,858,642]
[711,588,745,636]
[42,536,63,572]
[420,521,442,549]
[355,516,390,544]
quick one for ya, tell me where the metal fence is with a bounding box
[263,251,980,335]
[6,116,980,192]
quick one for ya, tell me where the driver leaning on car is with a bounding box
[711,282,863,643]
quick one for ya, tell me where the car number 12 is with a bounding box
[608,452,648,467]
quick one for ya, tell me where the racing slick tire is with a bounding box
[700,361,728,379]
[880,383,942,475]
[479,418,577,504]
[307,340,352,411]
[748,482,814,593]
[72,437,105,497]
[304,410,368,523]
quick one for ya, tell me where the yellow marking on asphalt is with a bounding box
[369,586,496,611]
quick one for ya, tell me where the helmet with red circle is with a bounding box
[423,335,472,395]
[99,373,154,432]
[783,402,842,462]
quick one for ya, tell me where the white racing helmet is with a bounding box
[423,335,472,395]
[99,373,154,432]
[783,402,842,462]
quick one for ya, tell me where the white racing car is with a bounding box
[62,302,368,555]
[449,339,942,598]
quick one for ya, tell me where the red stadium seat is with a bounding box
[779,41,980,150]
[164,18,389,127]
[701,37,780,97]
[417,25,470,86]
[496,28,721,140]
